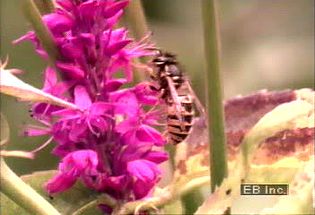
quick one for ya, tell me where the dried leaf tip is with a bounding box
[0,56,9,69]
[0,58,23,75]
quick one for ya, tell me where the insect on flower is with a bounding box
[148,49,206,145]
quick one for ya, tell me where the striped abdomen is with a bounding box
[167,94,194,144]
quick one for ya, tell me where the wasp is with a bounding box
[149,50,205,145]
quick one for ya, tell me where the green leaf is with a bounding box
[0,66,77,110]
[0,113,10,146]
[1,193,29,215]
[1,170,102,215]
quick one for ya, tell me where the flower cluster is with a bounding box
[16,0,168,203]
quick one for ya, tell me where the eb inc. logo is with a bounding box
[240,184,289,195]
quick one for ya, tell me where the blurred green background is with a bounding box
[0,0,314,175]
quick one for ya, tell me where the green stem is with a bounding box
[201,0,227,192]
[34,0,55,14]
[123,0,150,82]
[123,0,149,42]
[0,158,60,215]
[23,0,59,64]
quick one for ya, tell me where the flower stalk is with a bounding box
[23,0,59,63]
[201,0,228,191]
[34,0,55,14]
[0,158,60,215]
[124,0,149,42]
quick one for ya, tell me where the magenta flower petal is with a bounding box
[43,67,57,90]
[105,10,124,29]
[137,125,166,146]
[78,0,98,21]
[74,86,92,110]
[145,151,169,164]
[56,0,73,11]
[134,83,158,105]
[13,31,36,45]
[24,127,50,136]
[42,13,74,34]
[52,109,80,120]
[59,38,84,60]
[127,159,159,184]
[59,150,98,173]
[105,39,132,56]
[79,33,95,46]
[89,102,112,115]
[105,78,127,92]
[46,150,100,194]
[127,159,160,199]
[103,0,129,18]
[89,117,108,133]
[69,120,88,142]
[45,171,77,194]
[105,175,127,191]
[56,62,85,79]
[110,89,139,117]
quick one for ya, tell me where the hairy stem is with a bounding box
[24,0,59,64]
[201,0,228,191]
[0,158,60,215]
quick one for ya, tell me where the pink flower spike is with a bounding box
[17,0,168,205]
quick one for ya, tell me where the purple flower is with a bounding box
[46,150,98,194]
[16,0,168,207]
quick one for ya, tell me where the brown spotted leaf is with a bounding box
[172,89,314,215]
[175,89,312,178]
